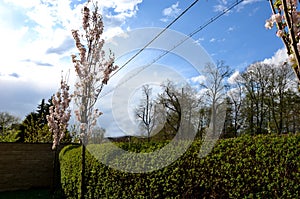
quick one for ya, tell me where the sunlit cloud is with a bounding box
[0,0,143,119]
[262,48,288,66]
[210,38,216,43]
[160,2,181,22]
[228,71,240,85]
[227,26,235,32]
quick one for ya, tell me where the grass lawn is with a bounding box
[0,188,53,199]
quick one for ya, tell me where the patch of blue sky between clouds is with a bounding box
[46,36,74,55]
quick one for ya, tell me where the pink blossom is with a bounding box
[47,74,72,150]
[288,0,298,7]
[279,5,284,11]
[276,30,284,37]
[91,119,97,127]
[289,53,296,65]
[265,19,273,29]
[297,41,300,52]
[80,123,87,131]
[291,11,300,22]
[72,0,118,144]
[271,13,282,23]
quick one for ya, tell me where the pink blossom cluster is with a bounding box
[47,76,72,150]
[71,1,118,144]
[266,0,300,85]
[265,1,300,39]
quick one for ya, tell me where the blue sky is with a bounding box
[0,0,287,133]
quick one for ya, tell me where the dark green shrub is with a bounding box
[60,134,300,198]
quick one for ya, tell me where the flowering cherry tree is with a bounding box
[46,73,72,194]
[71,1,117,145]
[265,0,300,89]
[71,1,118,198]
[47,74,72,150]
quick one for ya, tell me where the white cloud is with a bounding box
[27,4,56,29]
[99,0,142,13]
[237,0,264,11]
[160,18,169,23]
[0,0,143,119]
[228,71,240,84]
[190,75,207,84]
[214,0,264,12]
[103,26,125,39]
[3,0,40,9]
[262,48,288,65]
[194,37,204,45]
[241,0,264,5]
[227,26,235,32]
[214,0,230,13]
[209,38,216,43]
[214,4,228,12]
[163,2,180,16]
[160,2,181,22]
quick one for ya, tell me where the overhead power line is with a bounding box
[188,0,244,37]
[110,0,200,78]
[99,0,245,99]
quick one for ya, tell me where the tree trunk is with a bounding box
[51,146,63,198]
[51,148,58,194]
[80,143,86,199]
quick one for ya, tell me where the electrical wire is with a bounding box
[99,0,245,99]
[110,0,200,78]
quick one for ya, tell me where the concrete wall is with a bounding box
[0,143,56,192]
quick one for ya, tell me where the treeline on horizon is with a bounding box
[0,60,300,143]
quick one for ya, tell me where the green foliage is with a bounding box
[59,145,82,198]
[0,129,20,142]
[60,134,300,198]
[21,98,53,143]
[23,114,52,143]
[0,112,21,142]
[20,98,72,143]
[116,140,170,153]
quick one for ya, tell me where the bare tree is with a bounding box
[195,105,211,140]
[180,84,203,139]
[265,63,295,133]
[0,112,19,132]
[158,81,182,138]
[135,84,156,142]
[239,62,297,134]
[227,72,244,136]
[157,81,202,140]
[201,61,231,136]
[238,63,271,134]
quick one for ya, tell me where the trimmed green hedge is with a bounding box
[59,134,300,198]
